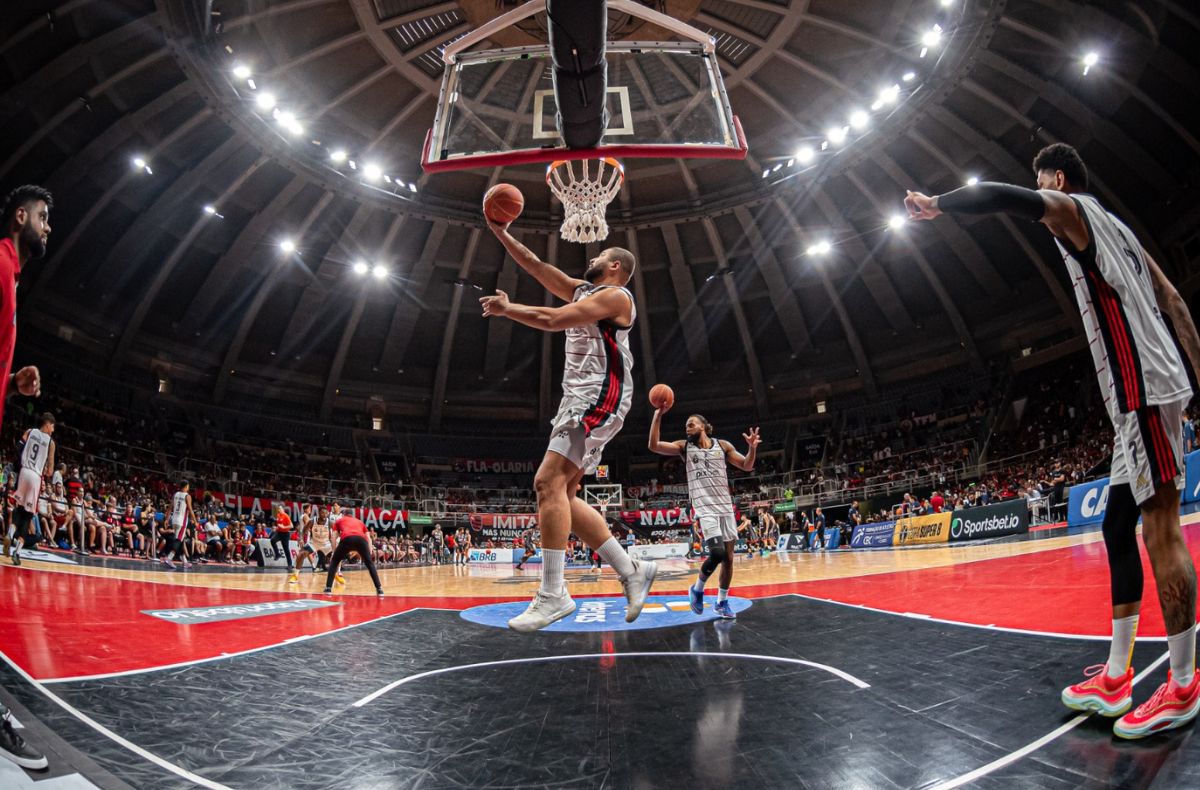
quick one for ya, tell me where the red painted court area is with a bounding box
[3,522,1199,681]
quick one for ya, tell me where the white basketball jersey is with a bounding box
[1056,194,1192,418]
[171,491,190,526]
[560,284,636,433]
[20,429,51,475]
[685,439,734,519]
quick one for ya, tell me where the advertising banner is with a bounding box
[1067,477,1110,528]
[893,512,951,545]
[629,543,690,560]
[621,508,695,528]
[948,499,1029,542]
[776,534,806,552]
[453,458,537,475]
[468,547,515,564]
[849,521,895,548]
[254,538,299,568]
[1184,451,1200,505]
[468,513,538,542]
[209,493,407,533]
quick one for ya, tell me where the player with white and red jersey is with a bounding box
[483,219,657,632]
[905,142,1200,739]
[161,480,198,569]
[7,412,55,565]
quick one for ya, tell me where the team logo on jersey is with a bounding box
[461,595,752,632]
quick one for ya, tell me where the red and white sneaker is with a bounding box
[1113,671,1200,739]
[1061,664,1134,717]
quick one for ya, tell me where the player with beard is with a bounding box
[648,409,759,619]
[0,185,51,772]
[483,220,656,632]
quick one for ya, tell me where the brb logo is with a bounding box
[460,595,752,632]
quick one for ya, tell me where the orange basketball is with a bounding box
[649,383,674,410]
[483,183,524,224]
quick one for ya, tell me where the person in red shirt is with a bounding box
[269,504,295,571]
[930,491,945,513]
[0,185,52,773]
[324,509,383,596]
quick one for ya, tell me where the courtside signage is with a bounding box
[460,595,752,632]
[142,599,341,624]
[893,512,951,545]
[1184,451,1200,505]
[849,521,896,548]
[948,500,1028,542]
[1067,477,1110,527]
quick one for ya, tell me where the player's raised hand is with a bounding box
[14,365,40,397]
[904,190,941,221]
[743,426,761,448]
[480,289,510,317]
[485,217,511,236]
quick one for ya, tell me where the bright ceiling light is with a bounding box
[922,27,942,48]
[276,110,295,126]
[888,215,907,230]
[372,264,389,280]
[255,91,276,110]
[232,64,251,80]
[806,241,832,256]
[966,176,979,186]
[880,84,901,104]
[352,261,369,275]
[330,149,347,163]
[203,205,216,215]
[796,145,815,164]
[280,239,296,253]
[826,126,847,145]
[132,156,147,170]
[408,183,418,193]
[902,71,916,82]
[363,163,383,181]
[849,110,869,130]
[1082,51,1099,75]
[940,0,954,7]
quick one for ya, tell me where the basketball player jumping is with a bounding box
[905,142,1200,738]
[482,219,657,632]
[8,412,55,566]
[649,409,759,619]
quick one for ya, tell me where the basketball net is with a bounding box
[546,158,624,243]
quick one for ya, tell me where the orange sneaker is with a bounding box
[1114,671,1200,739]
[1061,664,1133,717]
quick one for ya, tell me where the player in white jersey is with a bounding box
[483,219,657,632]
[648,407,759,619]
[905,142,1200,739]
[161,480,198,569]
[7,413,55,565]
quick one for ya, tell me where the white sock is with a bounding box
[539,549,566,596]
[596,538,635,578]
[1167,624,1196,687]
[693,570,711,592]
[718,588,729,603]
[1107,615,1139,677]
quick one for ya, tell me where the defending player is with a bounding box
[289,503,319,582]
[905,142,1200,738]
[483,219,656,632]
[8,413,55,565]
[648,408,759,619]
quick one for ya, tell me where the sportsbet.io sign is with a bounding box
[948,499,1029,542]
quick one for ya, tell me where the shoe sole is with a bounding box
[508,599,577,633]
[716,611,737,620]
[1061,691,1132,718]
[625,562,658,623]
[689,593,703,615]
[0,751,48,770]
[1113,700,1200,739]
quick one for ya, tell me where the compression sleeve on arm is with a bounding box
[936,182,1046,221]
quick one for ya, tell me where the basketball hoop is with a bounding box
[546,157,624,243]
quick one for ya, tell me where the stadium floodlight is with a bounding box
[796,146,815,164]
[353,261,369,275]
[255,92,276,110]
[280,239,296,253]
[233,64,251,80]
[372,264,389,280]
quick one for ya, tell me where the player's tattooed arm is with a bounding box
[1146,251,1200,386]
[648,409,683,457]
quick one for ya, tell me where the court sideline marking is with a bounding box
[353,651,871,708]
[0,647,233,790]
[928,649,1171,790]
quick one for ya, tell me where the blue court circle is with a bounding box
[461,595,753,632]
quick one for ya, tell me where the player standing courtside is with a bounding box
[483,219,657,632]
[163,480,198,569]
[7,413,54,565]
[906,143,1200,738]
[648,410,759,619]
[0,184,52,772]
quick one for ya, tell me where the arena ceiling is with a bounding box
[3,0,1200,431]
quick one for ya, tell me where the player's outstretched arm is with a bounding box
[648,408,683,457]
[905,183,1090,253]
[1146,250,1200,383]
[487,219,586,303]
[480,287,630,333]
[721,427,760,471]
